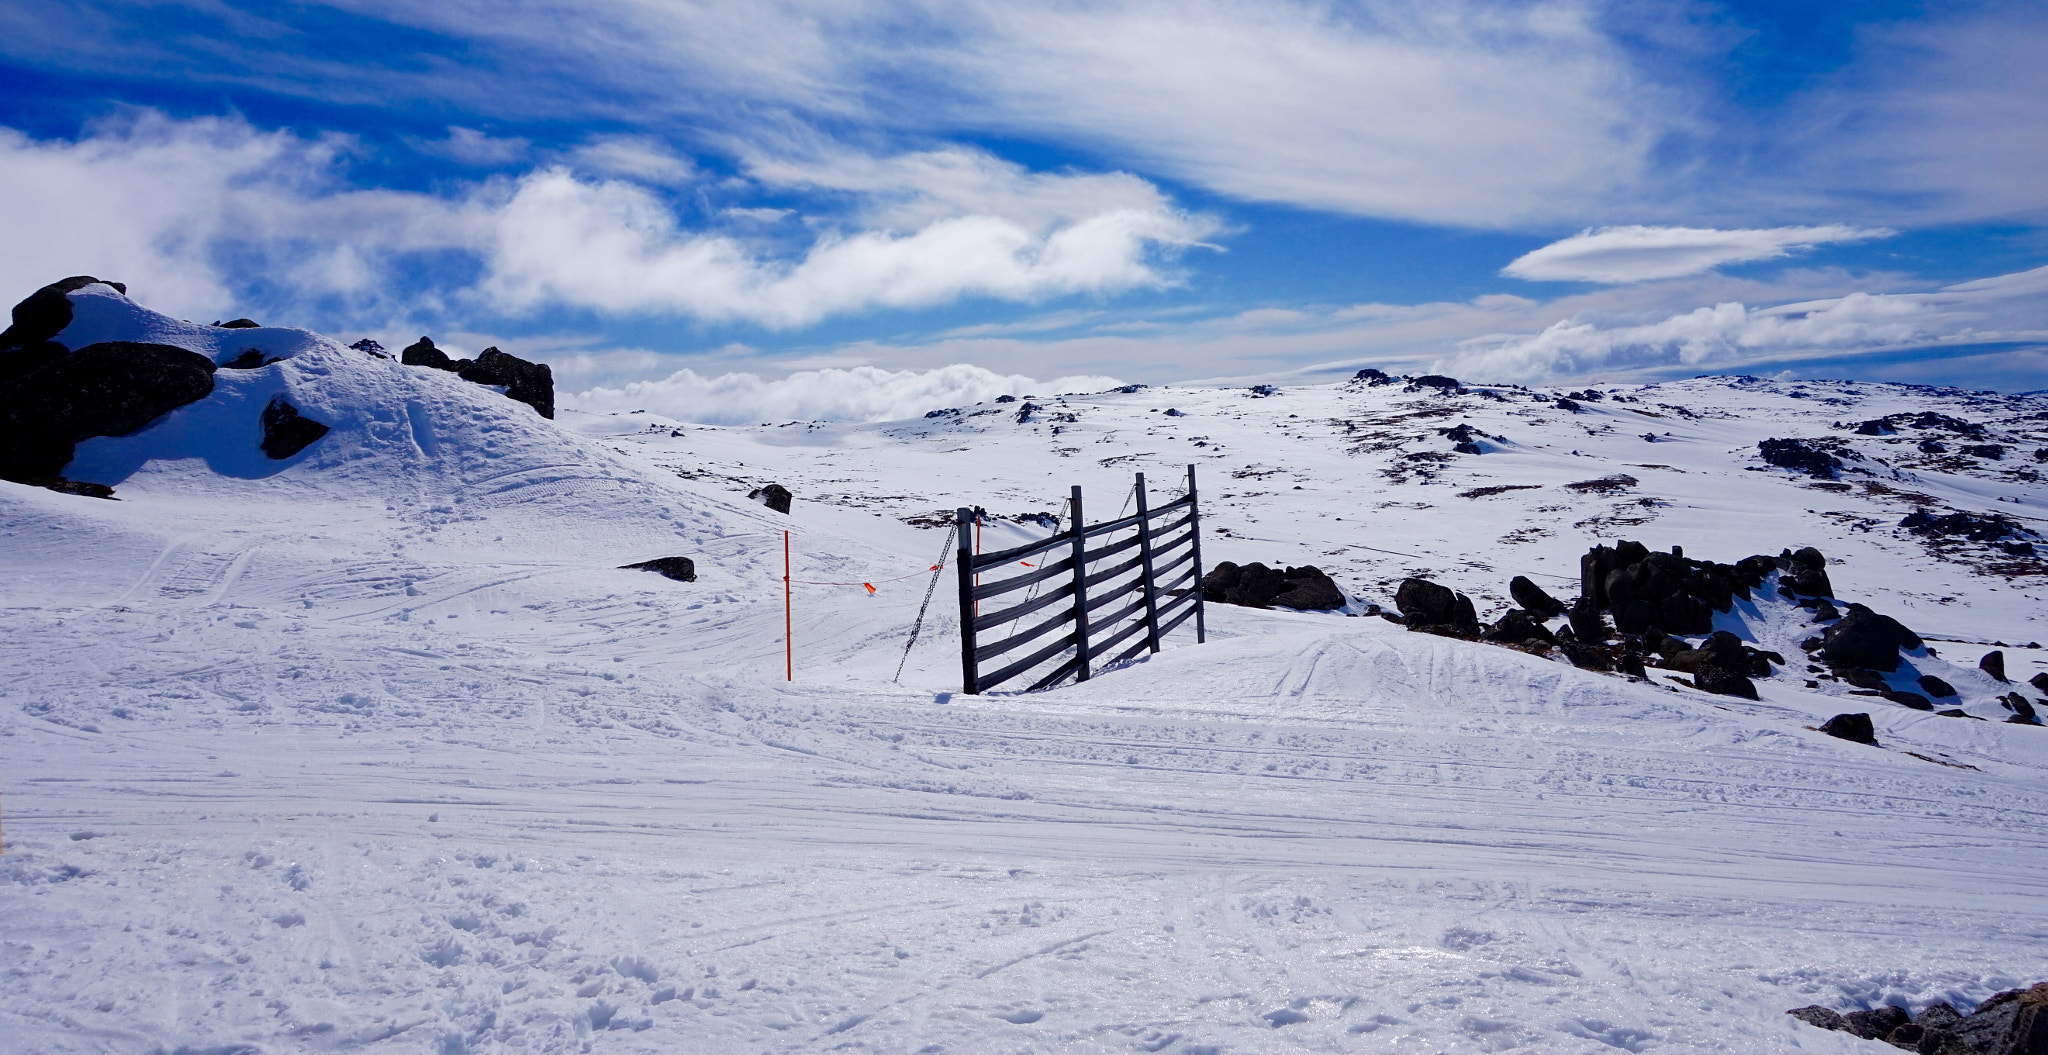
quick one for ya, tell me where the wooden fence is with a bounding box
[954,466,1206,694]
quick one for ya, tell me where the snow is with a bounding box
[3,289,2047,1053]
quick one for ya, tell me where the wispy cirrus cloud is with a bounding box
[1503,225,1893,284]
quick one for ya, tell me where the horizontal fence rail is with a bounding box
[956,466,1206,694]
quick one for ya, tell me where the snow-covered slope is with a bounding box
[3,287,2046,1054]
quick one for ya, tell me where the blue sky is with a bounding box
[2,0,2044,419]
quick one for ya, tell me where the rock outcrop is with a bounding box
[1202,562,1346,610]
[400,338,555,418]
[1,340,217,484]
[1790,981,2048,1054]
[1819,713,1877,745]
[750,483,793,514]
[259,396,330,460]
[1817,605,1922,673]
[459,348,555,419]
[1394,577,1480,638]
[621,557,696,582]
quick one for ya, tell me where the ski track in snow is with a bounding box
[3,287,2048,1053]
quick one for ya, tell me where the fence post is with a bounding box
[1186,464,1206,644]
[1134,472,1162,653]
[1070,485,1092,682]
[956,507,978,694]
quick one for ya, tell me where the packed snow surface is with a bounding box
[4,287,2047,1053]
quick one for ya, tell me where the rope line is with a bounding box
[894,525,958,683]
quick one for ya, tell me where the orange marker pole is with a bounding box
[783,530,793,681]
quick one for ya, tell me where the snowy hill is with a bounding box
[3,283,2047,1054]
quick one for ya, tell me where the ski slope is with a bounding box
[3,286,2047,1054]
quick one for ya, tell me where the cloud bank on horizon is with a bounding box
[0,0,2043,407]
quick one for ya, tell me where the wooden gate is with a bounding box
[954,466,1206,694]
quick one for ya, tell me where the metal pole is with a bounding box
[1186,464,1206,644]
[955,507,979,694]
[1134,472,1161,653]
[783,530,793,680]
[1070,485,1092,682]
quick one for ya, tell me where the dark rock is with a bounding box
[1618,650,1647,678]
[2031,672,2048,694]
[621,556,696,582]
[1560,640,1615,671]
[1612,597,1659,635]
[749,483,792,514]
[1778,546,1835,598]
[458,347,555,418]
[1960,444,2007,460]
[1919,675,1959,698]
[1555,397,1582,413]
[1843,1006,1913,1041]
[2006,695,2041,724]
[1410,374,1461,390]
[1567,599,1610,642]
[1393,577,1478,636]
[29,476,116,499]
[1014,401,1040,423]
[1352,368,1394,386]
[1247,384,1278,397]
[1759,438,1842,479]
[217,318,260,329]
[349,338,386,357]
[1452,440,1483,455]
[1268,566,1346,610]
[1207,562,1346,610]
[1693,664,1759,700]
[1902,509,2033,545]
[401,337,456,370]
[994,394,1016,403]
[0,341,216,482]
[1919,1005,1965,1033]
[1981,650,2008,682]
[1788,1006,1847,1032]
[1509,575,1568,617]
[1812,599,1841,622]
[0,276,122,351]
[1698,630,1744,664]
[1841,668,1891,692]
[1820,712,1878,745]
[1395,577,1459,626]
[221,349,279,369]
[1951,982,2048,1055]
[1482,608,1557,647]
[258,396,329,459]
[1818,604,1922,672]
[1938,709,1972,719]
[0,340,68,386]
[1883,690,1933,711]
[1920,439,1948,454]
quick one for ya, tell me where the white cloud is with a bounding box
[477,166,1214,326]
[1503,225,1894,284]
[0,113,1207,330]
[1789,3,2048,224]
[416,126,532,166]
[1447,265,2048,380]
[76,0,1671,228]
[937,0,1664,226]
[569,135,696,185]
[569,363,1123,424]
